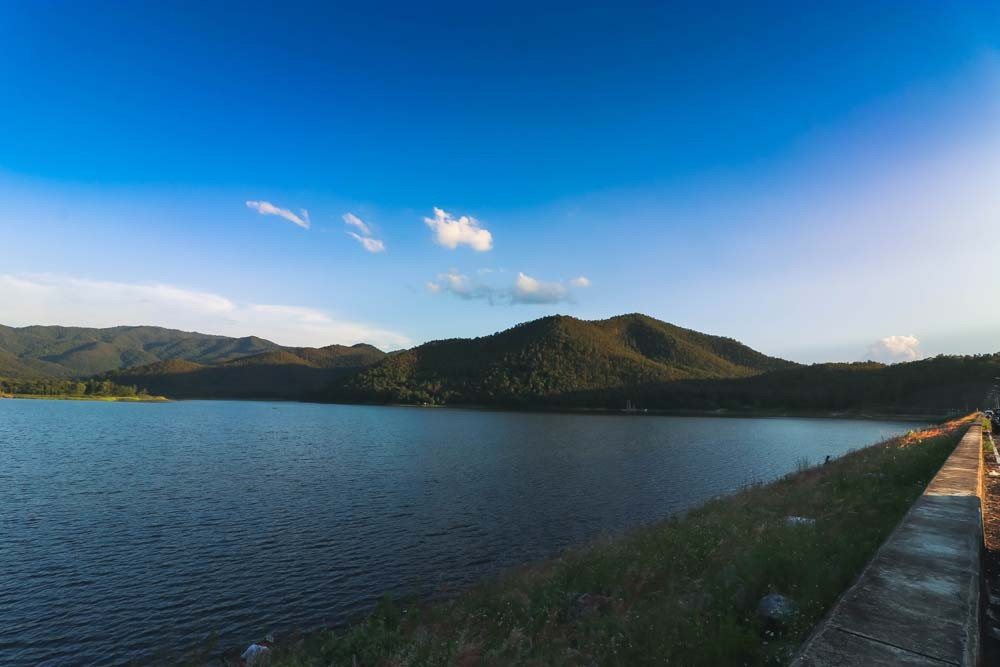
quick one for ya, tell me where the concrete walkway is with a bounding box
[792,423,983,666]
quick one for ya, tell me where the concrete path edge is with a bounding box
[790,422,983,667]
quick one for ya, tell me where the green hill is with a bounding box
[327,313,795,405]
[103,344,386,399]
[0,324,280,378]
[629,354,1000,414]
[9,316,989,413]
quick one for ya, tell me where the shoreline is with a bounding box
[1,393,169,402]
[137,394,944,422]
[372,402,946,422]
[6,391,939,421]
[302,395,948,423]
[102,393,944,421]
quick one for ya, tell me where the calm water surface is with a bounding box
[0,400,925,665]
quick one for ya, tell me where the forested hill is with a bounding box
[3,316,992,413]
[0,324,280,378]
[102,344,386,399]
[327,313,796,405]
[621,353,1000,414]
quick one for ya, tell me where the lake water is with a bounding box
[0,400,925,666]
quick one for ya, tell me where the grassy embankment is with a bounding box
[983,414,994,454]
[234,415,974,667]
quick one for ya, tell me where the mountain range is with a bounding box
[0,324,278,377]
[0,314,794,403]
[1,315,993,413]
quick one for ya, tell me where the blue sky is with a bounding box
[1,1,998,361]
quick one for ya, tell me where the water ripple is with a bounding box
[0,400,922,666]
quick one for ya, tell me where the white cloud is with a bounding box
[0,273,409,350]
[348,232,386,253]
[513,272,568,304]
[342,212,371,236]
[439,269,469,291]
[342,212,386,252]
[426,270,588,305]
[569,276,591,288]
[246,200,311,229]
[426,269,478,299]
[423,207,493,251]
[863,335,922,363]
[425,269,501,303]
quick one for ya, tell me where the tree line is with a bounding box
[0,377,148,397]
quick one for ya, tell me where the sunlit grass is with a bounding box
[4,393,168,402]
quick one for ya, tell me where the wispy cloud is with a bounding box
[512,272,570,304]
[246,200,311,229]
[342,212,386,252]
[863,335,921,363]
[342,212,371,236]
[423,207,493,251]
[0,273,409,349]
[348,232,386,253]
[569,276,591,288]
[426,269,589,305]
[424,269,494,301]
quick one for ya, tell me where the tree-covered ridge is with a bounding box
[7,316,994,413]
[0,376,151,398]
[0,324,280,378]
[594,313,793,375]
[633,353,1000,414]
[102,343,386,399]
[329,314,796,405]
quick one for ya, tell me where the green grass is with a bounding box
[244,416,972,667]
[5,393,168,402]
[982,416,994,455]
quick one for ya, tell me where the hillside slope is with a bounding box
[328,313,795,405]
[0,324,280,377]
[104,344,386,399]
[631,354,1000,414]
[5,317,989,413]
